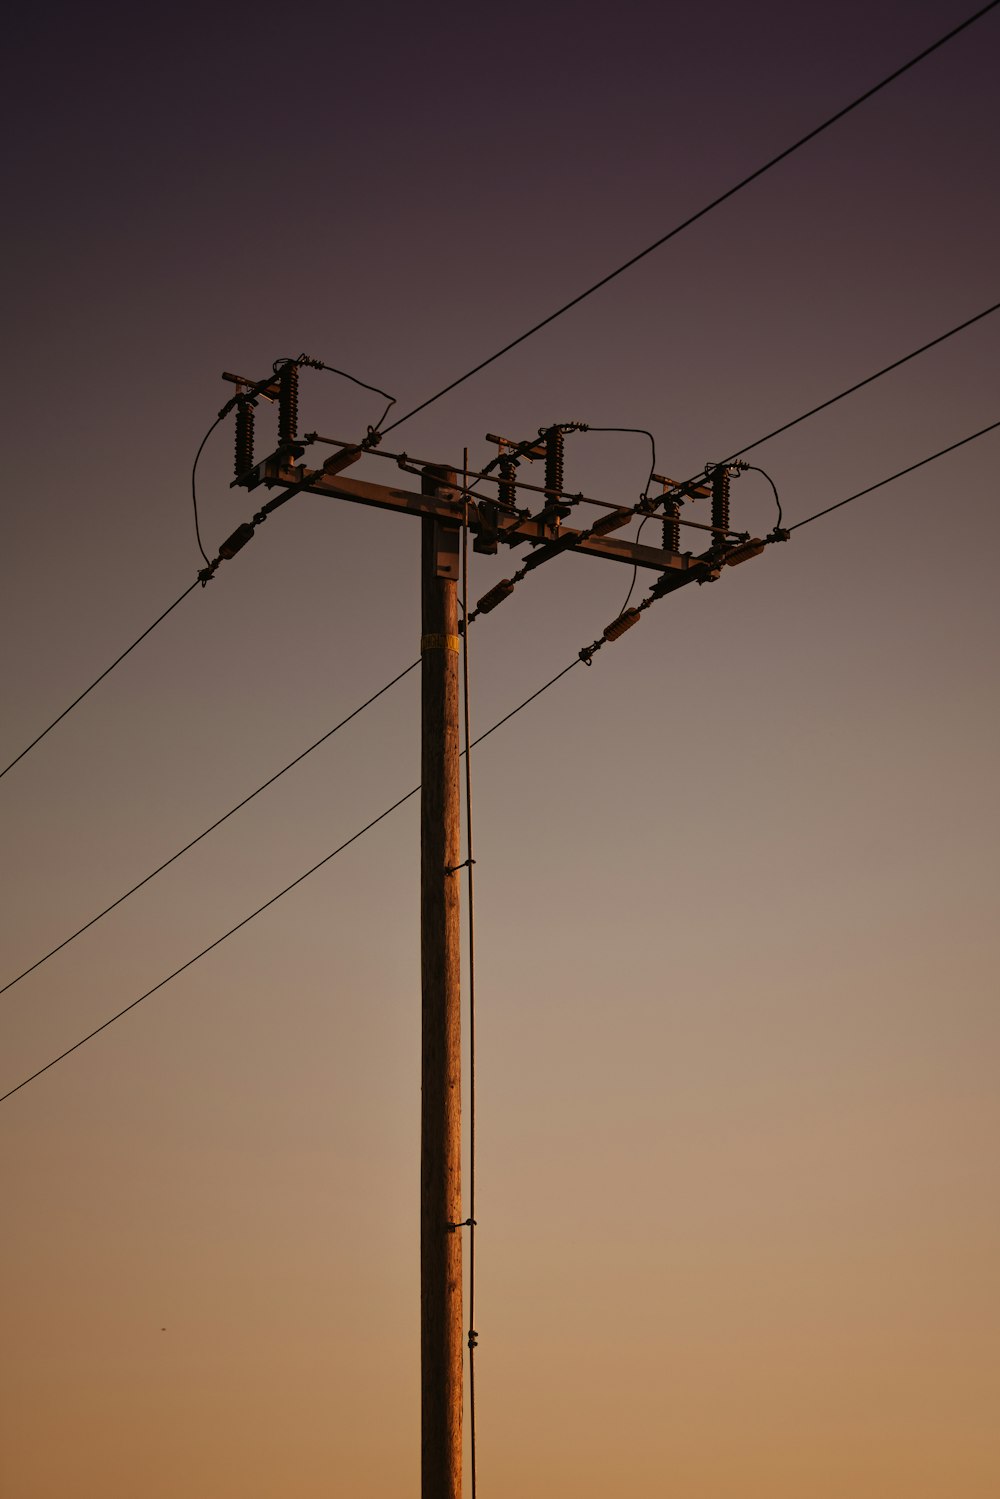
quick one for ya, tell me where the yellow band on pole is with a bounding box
[421,634,461,655]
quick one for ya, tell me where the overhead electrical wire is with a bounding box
[7,415,997,1105]
[310,359,396,436]
[378,2,1000,439]
[0,582,200,785]
[9,16,996,793]
[2,354,397,789]
[723,299,1000,466]
[0,658,581,1105]
[584,426,657,501]
[191,411,224,568]
[609,299,998,610]
[788,418,1000,531]
[8,302,994,978]
[0,659,420,997]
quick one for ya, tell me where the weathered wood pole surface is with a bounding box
[420,468,463,1499]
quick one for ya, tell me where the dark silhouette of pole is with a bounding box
[420,467,463,1498]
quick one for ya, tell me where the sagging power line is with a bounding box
[6,311,995,996]
[7,415,998,1110]
[8,341,999,1499]
[379,1,1000,438]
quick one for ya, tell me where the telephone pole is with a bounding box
[419,470,464,1497]
[222,362,767,1498]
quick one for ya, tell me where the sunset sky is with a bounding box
[2,2,998,1495]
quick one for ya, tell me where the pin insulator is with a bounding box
[711,466,731,536]
[590,508,632,536]
[723,537,766,566]
[661,497,681,553]
[497,455,517,512]
[234,399,255,479]
[218,522,256,560]
[278,362,299,447]
[603,608,642,642]
[544,426,571,519]
[476,578,516,614]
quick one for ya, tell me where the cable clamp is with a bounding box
[448,1218,477,1232]
[446,858,477,875]
[467,1330,479,1349]
[768,527,791,543]
[197,561,219,587]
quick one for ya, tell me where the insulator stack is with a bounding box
[234,398,255,478]
[603,608,642,642]
[219,521,256,560]
[662,496,681,552]
[498,455,517,511]
[723,537,766,567]
[476,578,515,614]
[590,508,632,536]
[544,427,570,518]
[711,467,731,537]
[278,362,299,447]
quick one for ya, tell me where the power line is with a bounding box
[10,412,990,1104]
[191,412,224,568]
[788,418,1000,531]
[611,299,997,608]
[0,659,420,997]
[725,300,1000,464]
[309,359,396,436]
[0,657,582,1106]
[379,2,999,438]
[0,582,200,785]
[0,783,422,1107]
[9,299,993,956]
[4,442,346,786]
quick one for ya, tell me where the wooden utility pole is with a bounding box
[226,370,768,1495]
[420,467,463,1499]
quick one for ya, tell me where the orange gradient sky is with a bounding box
[2,1,998,1495]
